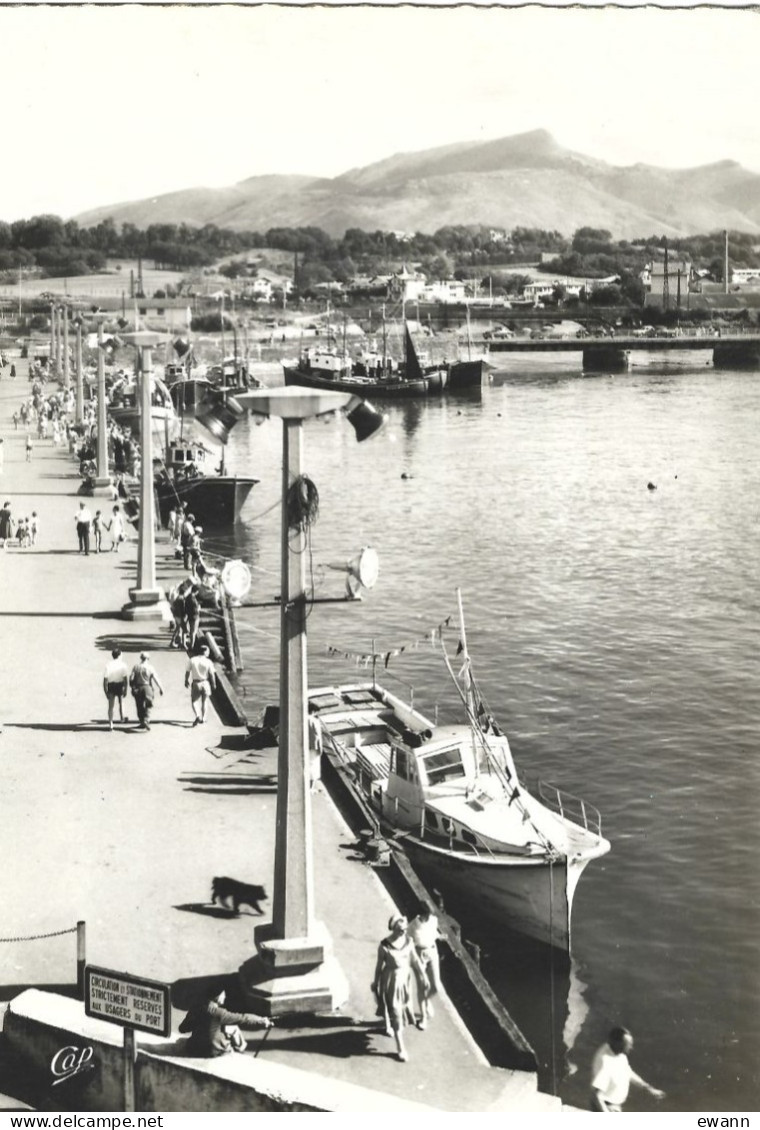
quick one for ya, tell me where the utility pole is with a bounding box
[662,238,670,313]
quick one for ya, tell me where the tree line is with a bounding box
[1,214,759,292]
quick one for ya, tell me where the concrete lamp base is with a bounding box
[238,921,349,1017]
[91,477,115,499]
[122,589,172,622]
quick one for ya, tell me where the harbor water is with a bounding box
[207,355,759,1112]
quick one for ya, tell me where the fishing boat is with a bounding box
[168,376,218,417]
[309,591,610,951]
[108,370,180,441]
[282,320,440,398]
[154,437,259,527]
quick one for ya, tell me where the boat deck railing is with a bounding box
[371,668,416,709]
[536,780,603,838]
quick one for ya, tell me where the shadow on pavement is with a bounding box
[4,721,113,733]
[171,972,240,1010]
[173,903,240,920]
[95,634,171,652]
[0,983,79,1004]
[245,1027,375,1060]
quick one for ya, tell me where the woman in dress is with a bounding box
[372,914,427,1062]
[107,505,126,552]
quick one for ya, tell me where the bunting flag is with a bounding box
[324,615,453,668]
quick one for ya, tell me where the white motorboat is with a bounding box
[309,591,610,951]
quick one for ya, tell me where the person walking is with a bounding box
[407,901,441,1029]
[25,434,33,462]
[372,914,427,1062]
[178,987,271,1057]
[75,502,93,555]
[185,643,217,726]
[591,1027,665,1112]
[184,584,201,652]
[180,512,196,570]
[169,579,191,650]
[92,510,104,553]
[30,511,39,546]
[103,648,129,730]
[12,412,18,430]
[0,501,12,540]
[107,505,126,551]
[129,652,164,731]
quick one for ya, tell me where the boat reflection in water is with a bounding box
[465,920,591,1100]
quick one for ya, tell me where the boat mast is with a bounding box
[382,303,387,375]
[456,587,477,721]
[219,291,225,379]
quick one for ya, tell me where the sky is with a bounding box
[2,3,760,223]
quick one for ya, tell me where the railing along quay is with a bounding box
[483,330,760,353]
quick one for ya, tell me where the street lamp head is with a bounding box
[345,397,387,443]
[196,391,246,444]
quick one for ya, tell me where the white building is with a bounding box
[730,268,760,285]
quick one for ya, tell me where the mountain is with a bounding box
[73,130,760,239]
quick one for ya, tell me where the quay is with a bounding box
[0,358,562,1112]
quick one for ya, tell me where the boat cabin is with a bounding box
[300,347,352,379]
[163,439,212,480]
[308,683,535,857]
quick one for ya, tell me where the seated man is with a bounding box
[179,987,272,1057]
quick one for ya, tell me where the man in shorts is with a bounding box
[103,648,129,730]
[185,643,217,725]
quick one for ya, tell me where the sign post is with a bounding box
[84,965,171,1113]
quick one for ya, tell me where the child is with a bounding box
[25,434,33,462]
[17,518,31,548]
[30,512,39,546]
[12,412,18,430]
[93,510,104,553]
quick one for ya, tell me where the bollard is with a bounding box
[76,920,86,1000]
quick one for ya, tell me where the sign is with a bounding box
[84,966,171,1037]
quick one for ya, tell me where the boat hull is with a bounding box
[110,405,180,441]
[156,475,258,527]
[448,358,489,390]
[398,836,575,950]
[283,364,429,398]
[168,379,217,417]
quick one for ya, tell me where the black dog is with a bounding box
[211,876,267,915]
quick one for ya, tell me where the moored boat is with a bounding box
[308,591,610,951]
[108,370,180,441]
[447,357,489,390]
[154,438,258,527]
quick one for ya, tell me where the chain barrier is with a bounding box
[0,925,78,943]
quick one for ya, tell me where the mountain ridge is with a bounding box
[74,130,760,239]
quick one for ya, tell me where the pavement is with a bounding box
[0,355,557,1112]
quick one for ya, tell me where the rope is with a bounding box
[0,925,78,943]
[286,475,319,532]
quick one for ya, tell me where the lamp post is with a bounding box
[61,305,70,391]
[91,318,113,497]
[121,331,171,622]
[234,386,384,1015]
[74,318,84,425]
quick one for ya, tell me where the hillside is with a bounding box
[74,130,760,239]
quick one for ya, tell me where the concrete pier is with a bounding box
[0,355,560,1113]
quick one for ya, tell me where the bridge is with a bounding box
[481,332,760,372]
